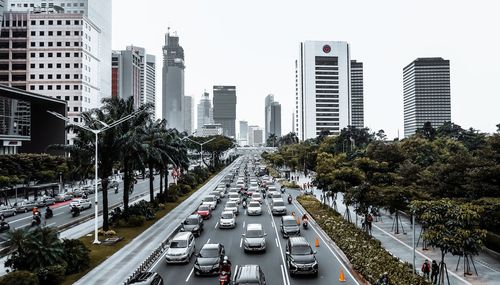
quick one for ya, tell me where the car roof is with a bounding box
[235,265,260,282]
[282,215,295,221]
[187,214,200,219]
[247,223,262,230]
[221,211,234,215]
[272,198,284,202]
[129,272,158,283]
[289,236,309,246]
[172,231,192,240]
[202,243,220,250]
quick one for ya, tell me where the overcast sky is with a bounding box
[112,0,500,138]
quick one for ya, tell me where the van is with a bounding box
[165,232,196,264]
[233,265,267,285]
[270,198,287,216]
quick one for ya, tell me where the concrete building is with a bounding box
[0,11,101,144]
[213,85,236,138]
[162,30,184,131]
[403,58,451,137]
[7,0,112,103]
[253,128,263,147]
[0,84,66,154]
[295,41,363,140]
[183,95,193,134]
[264,94,274,139]
[197,91,213,134]
[199,123,223,137]
[0,0,5,28]
[264,94,281,139]
[350,60,364,128]
[144,53,156,114]
[239,120,248,146]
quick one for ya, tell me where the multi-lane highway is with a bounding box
[150,177,359,285]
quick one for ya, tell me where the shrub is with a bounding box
[118,215,145,227]
[97,229,106,236]
[298,196,429,285]
[61,239,90,274]
[37,264,67,285]
[179,184,192,195]
[104,230,117,236]
[0,271,39,285]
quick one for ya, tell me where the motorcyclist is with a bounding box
[288,194,292,204]
[32,211,41,226]
[302,213,308,222]
[45,207,53,218]
[220,256,232,278]
[71,205,81,217]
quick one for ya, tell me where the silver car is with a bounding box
[15,201,37,213]
[165,232,196,264]
[243,223,267,252]
[0,205,16,218]
[247,201,262,216]
[224,201,239,216]
[271,199,287,216]
[219,211,236,229]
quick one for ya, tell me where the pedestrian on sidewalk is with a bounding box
[421,259,431,279]
[367,213,373,232]
[431,260,439,284]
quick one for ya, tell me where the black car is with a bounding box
[280,215,300,238]
[233,264,267,285]
[180,214,204,237]
[129,272,163,285]
[285,237,318,276]
[194,243,225,276]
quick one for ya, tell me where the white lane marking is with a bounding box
[206,238,211,243]
[215,222,219,229]
[185,267,194,282]
[240,238,243,248]
[54,212,64,217]
[280,264,287,285]
[15,223,30,230]
[269,202,290,285]
[243,220,246,228]
[46,222,56,227]
[275,238,279,248]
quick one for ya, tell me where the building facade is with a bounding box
[350,60,364,128]
[239,120,248,145]
[6,0,112,102]
[213,85,236,138]
[161,31,184,131]
[295,41,363,140]
[197,91,213,134]
[183,95,193,134]
[199,123,222,137]
[264,94,274,139]
[403,58,451,137]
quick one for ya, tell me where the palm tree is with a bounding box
[266,133,278,147]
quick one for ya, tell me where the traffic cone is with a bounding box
[339,269,346,282]
[315,238,319,247]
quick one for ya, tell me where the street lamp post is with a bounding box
[48,110,139,244]
[181,137,216,167]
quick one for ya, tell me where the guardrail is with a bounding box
[123,225,182,284]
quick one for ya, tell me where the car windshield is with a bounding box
[199,247,219,258]
[229,194,239,198]
[221,212,233,219]
[248,202,260,208]
[185,218,199,225]
[170,240,187,248]
[252,194,260,198]
[291,244,312,255]
[199,205,209,211]
[226,202,237,208]
[246,229,263,238]
[204,196,214,202]
[274,201,285,207]
[283,219,297,226]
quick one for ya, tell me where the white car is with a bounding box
[247,201,262,216]
[228,193,240,204]
[219,211,236,229]
[69,198,92,211]
[251,193,263,204]
[202,195,217,210]
[224,201,239,216]
[268,191,280,200]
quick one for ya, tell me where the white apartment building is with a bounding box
[295,41,351,140]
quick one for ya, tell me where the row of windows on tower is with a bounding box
[30,84,80,91]
[30,20,82,26]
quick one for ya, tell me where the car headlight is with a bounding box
[194,262,200,269]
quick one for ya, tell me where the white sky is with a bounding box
[112,0,500,138]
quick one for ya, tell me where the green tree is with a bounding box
[61,239,90,274]
[415,121,437,140]
[266,133,279,147]
[0,271,39,285]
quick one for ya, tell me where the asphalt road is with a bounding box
[151,183,360,285]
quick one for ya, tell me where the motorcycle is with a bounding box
[0,221,10,233]
[219,271,230,285]
[71,206,81,218]
[45,208,53,219]
[288,196,292,204]
[31,215,41,227]
[242,200,247,209]
[303,219,309,229]
[114,186,119,194]
[281,188,286,194]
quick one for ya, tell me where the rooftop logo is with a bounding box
[323,45,331,53]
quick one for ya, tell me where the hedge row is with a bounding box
[298,196,430,285]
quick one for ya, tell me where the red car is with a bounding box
[197,205,212,219]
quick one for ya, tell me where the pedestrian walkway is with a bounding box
[288,171,500,285]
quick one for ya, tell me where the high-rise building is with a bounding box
[199,123,223,137]
[183,95,193,134]
[213,85,236,137]
[162,30,185,131]
[0,11,101,144]
[7,0,112,102]
[239,120,248,145]
[248,125,258,146]
[112,46,156,112]
[264,94,281,139]
[295,41,363,140]
[197,92,213,134]
[0,0,5,28]
[264,94,274,139]
[253,128,263,147]
[350,60,364,128]
[403,58,451,137]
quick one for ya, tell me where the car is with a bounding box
[15,201,37,213]
[55,193,73,202]
[251,193,263,204]
[128,272,164,285]
[280,215,300,238]
[242,223,267,252]
[246,201,262,216]
[0,205,16,218]
[36,197,56,207]
[228,193,240,204]
[209,191,221,202]
[219,211,236,229]
[271,198,287,216]
[267,191,280,200]
[165,232,196,264]
[81,185,95,194]
[194,243,225,276]
[197,205,212,219]
[285,237,318,276]
[224,201,239,216]
[267,185,277,192]
[202,195,217,210]
[180,214,204,237]
[233,265,267,285]
[69,198,92,211]
[72,189,85,197]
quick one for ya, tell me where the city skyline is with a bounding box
[112,0,500,138]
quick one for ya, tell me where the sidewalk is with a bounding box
[289,171,500,285]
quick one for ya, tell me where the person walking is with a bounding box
[431,260,439,284]
[421,259,431,279]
